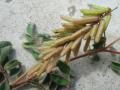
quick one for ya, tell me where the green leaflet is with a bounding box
[27,23,37,37]
[38,33,51,41]
[51,74,69,86]
[31,50,40,59]
[23,42,36,49]
[43,40,55,47]
[4,60,20,71]
[25,34,33,42]
[0,46,13,65]
[10,67,22,76]
[111,62,120,74]
[0,41,12,49]
[57,61,70,74]
[0,81,10,90]
[24,23,52,60]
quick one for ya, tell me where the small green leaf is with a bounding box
[10,67,22,76]
[30,50,39,60]
[4,60,20,71]
[0,41,12,49]
[57,61,70,74]
[23,42,36,49]
[38,33,51,41]
[25,34,33,42]
[111,62,120,74]
[27,23,36,36]
[0,46,13,65]
[0,81,10,90]
[51,74,69,86]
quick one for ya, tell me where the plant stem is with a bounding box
[70,37,120,61]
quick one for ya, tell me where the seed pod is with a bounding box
[103,14,111,32]
[70,25,91,40]
[90,24,99,39]
[71,37,82,56]
[89,4,111,12]
[36,60,50,76]
[53,36,71,47]
[61,16,77,22]
[95,19,105,43]
[27,63,43,76]
[84,30,91,40]
[43,47,63,60]
[71,37,82,50]
[39,48,56,58]
[73,16,100,25]
[84,37,91,51]
[62,22,84,31]
[53,28,66,33]
[80,9,109,16]
[53,31,72,38]
[65,50,71,62]
[46,56,59,73]
[61,42,73,56]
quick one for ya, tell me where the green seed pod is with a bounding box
[80,9,109,16]
[95,19,105,43]
[90,24,99,39]
[103,14,111,32]
[84,30,91,40]
[89,4,111,12]
[84,37,91,51]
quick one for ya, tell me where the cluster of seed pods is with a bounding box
[27,4,112,77]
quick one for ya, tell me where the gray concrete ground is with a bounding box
[0,0,120,90]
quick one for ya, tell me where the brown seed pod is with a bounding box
[72,16,100,25]
[62,22,84,31]
[46,56,59,73]
[71,37,82,56]
[61,42,73,56]
[65,50,71,62]
[84,37,91,51]
[27,63,43,76]
[43,47,63,60]
[53,36,71,47]
[71,37,82,50]
[95,19,105,43]
[70,25,91,40]
[36,60,50,76]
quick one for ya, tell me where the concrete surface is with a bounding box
[0,0,120,90]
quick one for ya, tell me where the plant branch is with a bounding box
[70,37,120,61]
